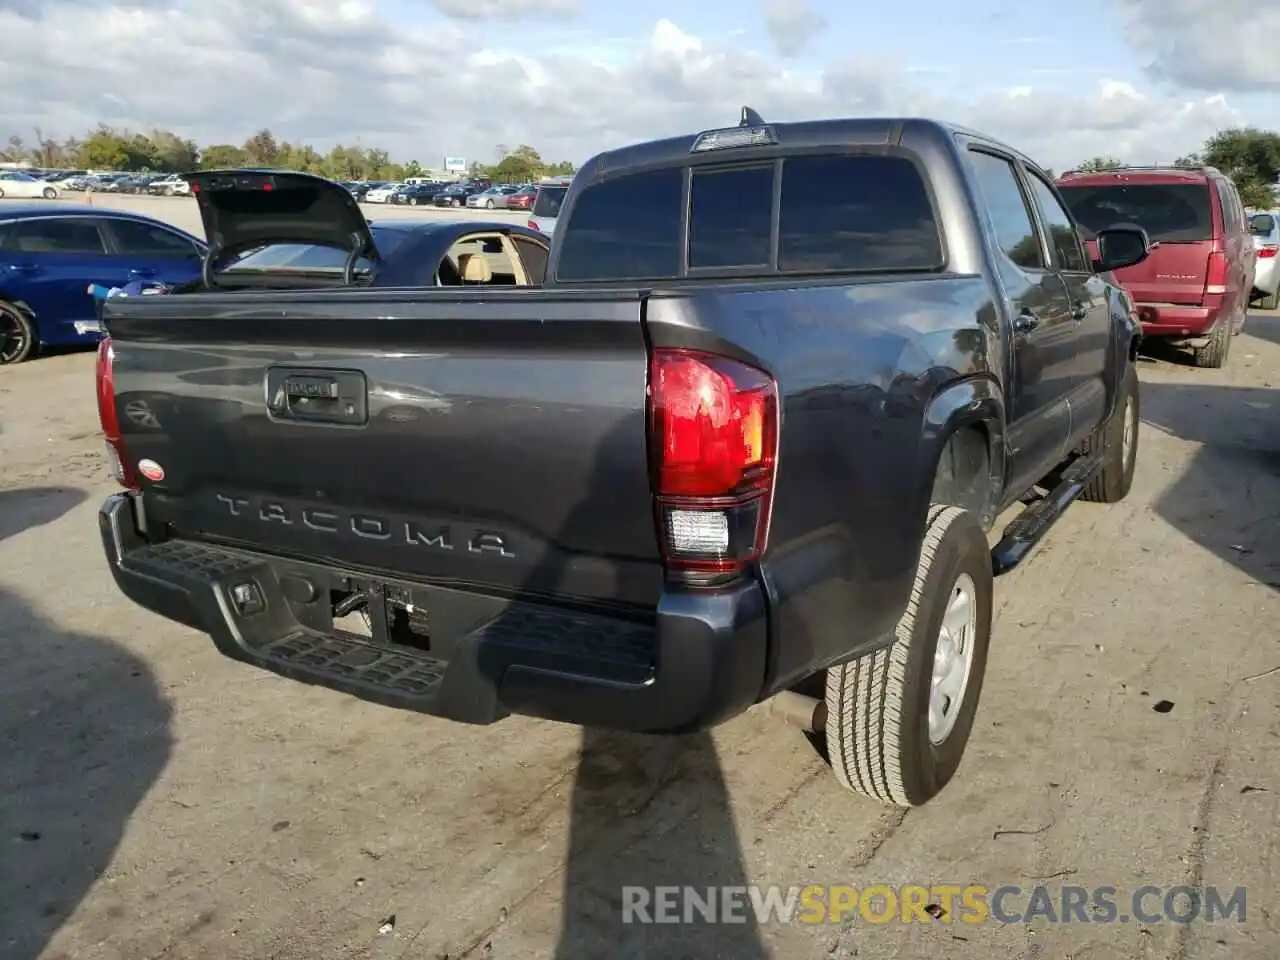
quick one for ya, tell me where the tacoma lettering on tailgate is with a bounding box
[213,493,515,558]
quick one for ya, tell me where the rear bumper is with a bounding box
[1253,259,1279,296]
[1133,297,1228,338]
[99,492,768,734]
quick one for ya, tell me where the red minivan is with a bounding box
[1057,165,1255,368]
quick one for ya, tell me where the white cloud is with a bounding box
[1111,0,1280,91]
[762,0,826,58]
[0,1,1260,172]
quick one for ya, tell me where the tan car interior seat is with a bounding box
[457,252,492,284]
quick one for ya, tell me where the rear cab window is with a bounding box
[554,153,944,282]
[1057,181,1214,244]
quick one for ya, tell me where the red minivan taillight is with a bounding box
[1258,245,1277,259]
[647,348,779,578]
[1205,242,1229,295]
[96,337,140,490]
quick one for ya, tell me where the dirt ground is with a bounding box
[1,197,1277,960]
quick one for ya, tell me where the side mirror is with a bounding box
[1093,224,1150,273]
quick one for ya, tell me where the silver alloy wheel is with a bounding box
[928,572,977,745]
[1121,395,1135,464]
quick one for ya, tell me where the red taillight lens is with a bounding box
[647,348,779,577]
[1258,245,1277,259]
[96,337,140,490]
[528,219,539,231]
[1205,248,1229,295]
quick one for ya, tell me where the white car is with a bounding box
[1249,209,1279,310]
[149,175,191,197]
[0,171,59,200]
[364,183,401,203]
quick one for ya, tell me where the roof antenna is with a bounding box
[740,106,765,127]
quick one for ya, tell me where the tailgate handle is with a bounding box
[266,368,368,426]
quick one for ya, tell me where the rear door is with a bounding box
[966,148,1076,494]
[1058,179,1215,305]
[1021,165,1110,445]
[101,216,205,288]
[1214,178,1252,318]
[0,216,113,340]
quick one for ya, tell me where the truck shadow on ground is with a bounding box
[1142,379,1280,591]
[0,586,173,960]
[0,487,87,544]
[476,410,769,958]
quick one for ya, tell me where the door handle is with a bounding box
[129,268,156,278]
[1070,302,1088,321]
[8,263,39,274]
[1013,309,1040,334]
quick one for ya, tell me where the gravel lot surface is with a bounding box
[1,194,1277,960]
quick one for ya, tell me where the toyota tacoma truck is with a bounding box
[96,112,1150,807]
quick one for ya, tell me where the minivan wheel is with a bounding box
[825,504,993,807]
[1262,287,1280,311]
[1193,318,1232,368]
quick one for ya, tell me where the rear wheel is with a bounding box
[0,301,36,364]
[1079,362,1139,503]
[1193,317,1232,368]
[164,186,175,196]
[409,197,418,206]
[42,187,56,199]
[485,199,495,208]
[825,505,993,807]
[1262,287,1280,311]
[453,198,463,208]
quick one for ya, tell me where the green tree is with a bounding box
[201,144,248,168]
[1074,155,1124,173]
[242,128,279,166]
[1200,127,1280,208]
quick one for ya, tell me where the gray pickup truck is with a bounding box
[96,111,1149,807]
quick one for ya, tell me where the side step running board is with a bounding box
[991,453,1102,575]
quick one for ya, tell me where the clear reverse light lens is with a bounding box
[666,509,730,555]
[691,126,778,153]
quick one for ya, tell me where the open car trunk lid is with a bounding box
[183,168,380,268]
[101,289,664,609]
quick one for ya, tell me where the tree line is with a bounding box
[1069,128,1280,208]
[0,126,575,184]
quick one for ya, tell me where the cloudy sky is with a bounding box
[0,0,1277,171]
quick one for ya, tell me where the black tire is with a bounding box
[42,187,56,199]
[0,187,6,199]
[453,198,463,208]
[825,505,993,807]
[1193,318,1232,368]
[409,198,418,206]
[1079,361,1139,503]
[485,199,495,209]
[1262,287,1279,311]
[164,187,175,197]
[0,301,37,364]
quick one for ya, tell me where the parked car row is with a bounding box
[340,177,548,211]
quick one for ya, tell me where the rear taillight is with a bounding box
[1258,245,1277,259]
[528,219,539,231]
[1205,244,1229,295]
[647,348,779,579]
[96,337,140,490]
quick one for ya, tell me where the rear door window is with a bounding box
[1249,213,1276,237]
[108,218,200,259]
[1023,169,1090,272]
[967,151,1045,271]
[1058,183,1213,243]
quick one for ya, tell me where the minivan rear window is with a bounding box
[1249,213,1276,236]
[554,153,943,282]
[532,186,568,219]
[1058,183,1213,243]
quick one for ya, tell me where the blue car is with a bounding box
[0,205,206,364]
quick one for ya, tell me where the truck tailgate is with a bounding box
[102,289,662,608]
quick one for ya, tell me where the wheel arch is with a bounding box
[921,375,1006,531]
